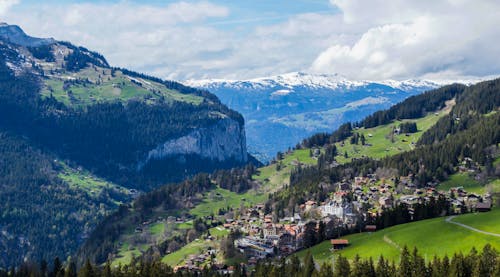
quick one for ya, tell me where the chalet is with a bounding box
[305,200,318,211]
[365,225,377,232]
[379,196,393,208]
[355,177,369,186]
[475,201,492,212]
[331,239,349,250]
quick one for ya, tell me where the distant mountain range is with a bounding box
[187,72,483,162]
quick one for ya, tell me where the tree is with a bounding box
[78,260,95,277]
[398,246,412,277]
[317,263,333,277]
[334,255,350,277]
[303,251,316,277]
[64,261,77,277]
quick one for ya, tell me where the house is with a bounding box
[305,200,318,211]
[331,239,349,250]
[475,201,492,212]
[379,196,393,208]
[365,225,377,232]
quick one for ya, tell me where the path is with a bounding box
[446,216,500,237]
[383,235,403,251]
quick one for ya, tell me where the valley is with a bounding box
[95,81,499,271]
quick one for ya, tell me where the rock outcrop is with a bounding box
[141,118,247,167]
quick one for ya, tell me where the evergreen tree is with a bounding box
[398,246,412,277]
[334,255,350,277]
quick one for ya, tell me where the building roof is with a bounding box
[331,239,349,245]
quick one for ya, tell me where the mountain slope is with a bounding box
[0,24,252,268]
[0,23,250,189]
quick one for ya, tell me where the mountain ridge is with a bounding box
[186,72,487,162]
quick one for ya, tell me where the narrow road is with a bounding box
[446,216,500,237]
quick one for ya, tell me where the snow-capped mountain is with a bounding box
[186,72,480,162]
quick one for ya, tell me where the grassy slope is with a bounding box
[161,227,229,266]
[58,162,130,204]
[296,209,500,263]
[41,67,202,106]
[335,112,445,163]
[453,207,500,233]
[438,173,483,193]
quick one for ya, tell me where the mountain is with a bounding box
[0,24,252,267]
[0,22,55,47]
[186,72,481,162]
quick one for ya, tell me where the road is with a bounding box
[446,216,500,237]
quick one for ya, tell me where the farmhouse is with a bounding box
[331,239,349,250]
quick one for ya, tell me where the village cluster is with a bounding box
[225,159,492,263]
[165,158,492,272]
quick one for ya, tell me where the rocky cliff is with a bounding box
[141,117,248,168]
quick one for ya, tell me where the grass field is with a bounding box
[189,187,267,217]
[296,210,500,263]
[438,173,484,193]
[334,112,446,164]
[161,226,228,266]
[41,67,203,106]
[112,243,143,267]
[58,162,130,203]
[452,208,500,234]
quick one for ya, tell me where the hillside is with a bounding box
[81,78,499,269]
[0,24,252,268]
[296,208,500,263]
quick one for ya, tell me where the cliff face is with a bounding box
[141,118,248,167]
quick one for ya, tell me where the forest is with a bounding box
[2,244,499,277]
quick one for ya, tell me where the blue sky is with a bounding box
[1,0,499,81]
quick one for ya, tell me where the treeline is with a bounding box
[59,41,109,71]
[213,164,257,193]
[399,122,418,133]
[4,244,500,277]
[418,78,500,145]
[27,44,55,62]
[301,122,353,148]
[371,195,450,230]
[358,84,465,128]
[116,68,228,107]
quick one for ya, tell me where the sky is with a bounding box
[0,0,499,81]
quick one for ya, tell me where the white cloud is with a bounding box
[0,0,18,15]
[312,0,500,80]
[3,1,234,80]
[2,0,499,80]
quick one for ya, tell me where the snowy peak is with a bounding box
[186,72,488,92]
[186,72,440,92]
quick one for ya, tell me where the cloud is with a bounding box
[3,1,234,80]
[2,0,499,80]
[312,0,500,80]
[0,0,18,15]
